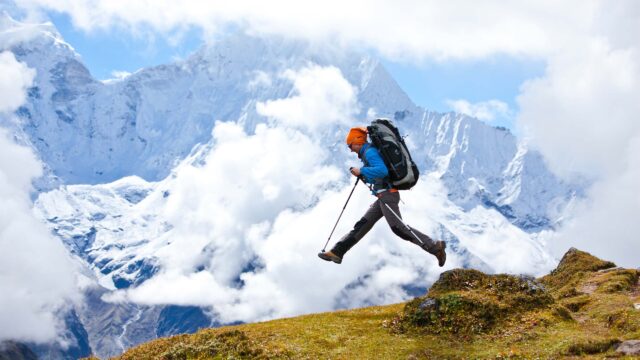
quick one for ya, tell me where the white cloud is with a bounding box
[105,165,551,323]
[0,51,79,343]
[517,40,640,178]
[103,65,358,318]
[0,52,35,113]
[247,70,272,91]
[16,0,593,61]
[110,70,130,79]
[547,137,640,268]
[256,65,358,131]
[105,163,466,322]
[516,1,640,267]
[446,99,511,123]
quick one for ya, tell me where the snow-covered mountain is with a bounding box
[1,11,409,186]
[1,14,580,359]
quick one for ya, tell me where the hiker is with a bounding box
[318,126,447,266]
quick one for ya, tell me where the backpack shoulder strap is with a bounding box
[358,143,370,166]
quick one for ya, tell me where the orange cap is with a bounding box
[346,127,367,146]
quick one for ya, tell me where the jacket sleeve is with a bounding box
[360,147,389,182]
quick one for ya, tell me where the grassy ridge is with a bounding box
[106,249,640,359]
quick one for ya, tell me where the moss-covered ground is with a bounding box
[102,248,639,359]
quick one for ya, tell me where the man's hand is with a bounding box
[350,167,361,177]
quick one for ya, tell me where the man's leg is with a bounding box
[379,191,446,266]
[327,199,384,260]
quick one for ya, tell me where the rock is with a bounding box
[402,269,554,334]
[616,340,640,355]
[566,339,620,355]
[634,303,640,310]
[418,298,437,309]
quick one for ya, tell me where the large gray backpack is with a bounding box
[366,119,419,190]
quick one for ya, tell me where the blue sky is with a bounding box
[50,12,203,79]
[382,57,544,129]
[47,12,543,131]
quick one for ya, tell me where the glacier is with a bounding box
[1,13,581,359]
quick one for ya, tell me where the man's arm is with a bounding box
[360,147,388,181]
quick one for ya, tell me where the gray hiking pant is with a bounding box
[331,190,438,258]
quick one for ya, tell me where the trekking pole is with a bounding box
[321,177,360,252]
[383,203,426,246]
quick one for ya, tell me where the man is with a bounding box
[318,127,447,266]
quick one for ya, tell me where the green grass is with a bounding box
[105,248,639,359]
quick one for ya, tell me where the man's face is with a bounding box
[348,143,362,153]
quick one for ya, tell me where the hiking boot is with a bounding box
[433,241,446,267]
[318,250,342,264]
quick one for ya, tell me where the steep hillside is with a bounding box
[108,248,640,359]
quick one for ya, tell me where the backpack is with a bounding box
[366,119,419,190]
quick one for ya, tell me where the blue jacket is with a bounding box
[358,143,390,193]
